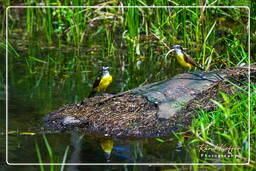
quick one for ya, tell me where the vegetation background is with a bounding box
[0,0,255,170]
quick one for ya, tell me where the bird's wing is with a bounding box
[183,51,197,66]
[183,51,204,70]
[92,74,102,89]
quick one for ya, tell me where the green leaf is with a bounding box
[29,56,47,63]
[155,138,165,143]
[35,141,44,171]
[211,99,225,111]
[61,146,70,171]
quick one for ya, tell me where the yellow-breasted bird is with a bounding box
[170,45,204,70]
[100,139,114,161]
[89,66,112,97]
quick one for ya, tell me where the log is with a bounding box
[44,65,255,137]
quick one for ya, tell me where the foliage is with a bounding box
[1,0,254,169]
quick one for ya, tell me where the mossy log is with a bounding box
[45,65,255,137]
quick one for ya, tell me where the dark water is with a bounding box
[2,28,194,165]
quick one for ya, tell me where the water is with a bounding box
[6,133,192,164]
[3,29,192,165]
[6,74,192,163]
[4,42,195,164]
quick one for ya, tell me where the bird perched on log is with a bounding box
[170,45,204,70]
[89,66,112,97]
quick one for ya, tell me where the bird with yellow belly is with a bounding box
[170,45,204,70]
[89,66,112,97]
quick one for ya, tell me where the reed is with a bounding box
[3,1,254,169]
[35,135,70,170]
[188,81,254,167]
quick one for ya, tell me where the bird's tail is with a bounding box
[88,90,96,98]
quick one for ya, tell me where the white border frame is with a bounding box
[6,5,250,166]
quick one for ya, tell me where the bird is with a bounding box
[88,66,113,97]
[100,139,114,162]
[170,45,204,70]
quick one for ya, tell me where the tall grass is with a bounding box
[154,79,254,169]
[3,0,255,169]
[5,4,249,75]
[4,4,249,109]
[35,134,70,171]
[187,80,255,167]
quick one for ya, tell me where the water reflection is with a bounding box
[100,139,113,162]
[5,129,194,164]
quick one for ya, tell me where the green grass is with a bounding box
[4,2,251,76]
[35,134,70,171]
[187,81,255,169]
[154,79,255,169]
[1,0,255,169]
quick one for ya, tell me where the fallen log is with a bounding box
[44,65,255,137]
